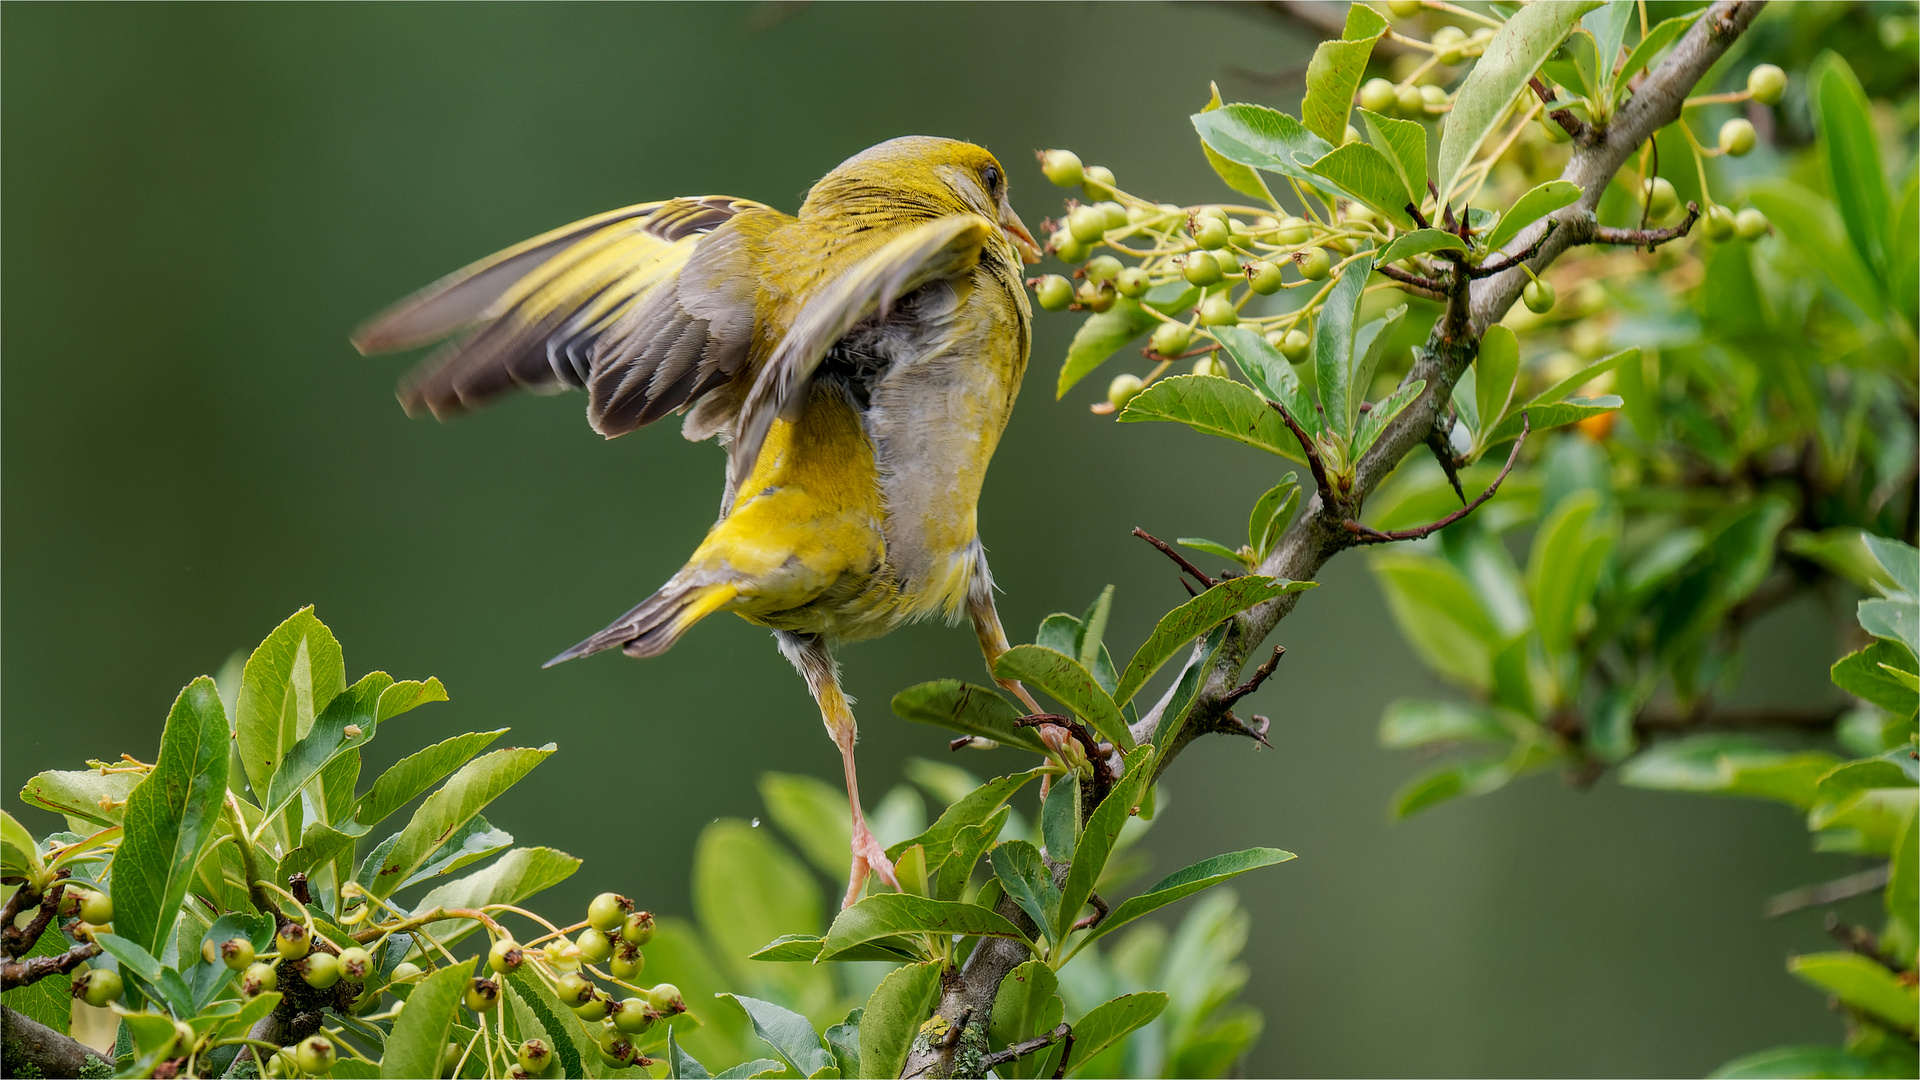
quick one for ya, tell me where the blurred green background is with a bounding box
[1,3,1858,1075]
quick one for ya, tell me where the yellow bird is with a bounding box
[354,137,1043,906]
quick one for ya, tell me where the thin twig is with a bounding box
[1377,263,1449,300]
[1052,1030,1077,1079]
[1071,894,1110,933]
[1764,866,1891,918]
[1130,527,1216,589]
[978,1023,1073,1073]
[1342,414,1528,544]
[1221,645,1285,707]
[1469,220,1558,278]
[1590,203,1700,250]
[1265,401,1338,508]
[1530,77,1587,140]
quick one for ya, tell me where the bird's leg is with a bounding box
[968,562,1044,716]
[777,631,899,909]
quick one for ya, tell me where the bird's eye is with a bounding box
[981,165,1001,192]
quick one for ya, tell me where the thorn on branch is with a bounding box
[1342,414,1528,545]
[1234,713,1274,747]
[1222,645,1286,708]
[1469,219,1559,277]
[1425,423,1467,503]
[1405,202,1430,230]
[1591,202,1701,251]
[1131,527,1216,590]
[1377,262,1449,300]
[1264,401,1339,510]
[1072,893,1110,932]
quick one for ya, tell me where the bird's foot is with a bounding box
[843,822,900,909]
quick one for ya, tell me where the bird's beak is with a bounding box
[1000,207,1042,264]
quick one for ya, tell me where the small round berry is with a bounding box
[295,1036,336,1076]
[1150,321,1193,358]
[274,922,311,961]
[1195,206,1229,224]
[1246,260,1285,295]
[1468,26,1493,46]
[599,1038,637,1070]
[1747,63,1786,106]
[1048,229,1088,264]
[1718,117,1756,156]
[519,1039,551,1075]
[613,997,658,1034]
[557,971,595,1006]
[575,927,614,965]
[508,1069,531,1080]
[1432,25,1467,65]
[1084,255,1123,284]
[1388,0,1422,16]
[391,961,423,984]
[1075,280,1116,313]
[573,991,610,1022]
[1360,78,1396,114]
[78,890,113,926]
[1040,149,1084,188]
[336,947,371,981]
[1279,329,1311,362]
[1213,249,1242,274]
[1274,216,1311,246]
[609,940,646,981]
[1295,247,1332,280]
[1193,216,1231,250]
[1734,207,1770,241]
[1182,252,1223,287]
[488,936,524,975]
[298,951,341,990]
[1107,374,1146,410]
[1343,124,1361,145]
[465,976,500,1013]
[1345,204,1377,230]
[1114,266,1151,298]
[1067,205,1107,243]
[1642,176,1679,221]
[441,1043,463,1079]
[77,969,123,1007]
[241,962,277,997]
[1396,83,1426,117]
[1421,84,1448,108]
[1191,355,1228,378]
[220,937,256,971]
[647,982,686,1014]
[1703,204,1736,242]
[1098,202,1130,230]
[1082,165,1117,199]
[1198,295,1239,326]
[543,940,580,974]
[586,893,630,934]
[268,1048,298,1079]
[1033,274,1074,311]
[1522,277,1557,314]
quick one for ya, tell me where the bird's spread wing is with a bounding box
[352,197,767,423]
[730,212,994,485]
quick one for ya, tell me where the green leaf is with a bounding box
[936,809,1010,903]
[1079,848,1295,951]
[1118,374,1307,463]
[1485,180,1581,251]
[1889,799,1916,928]
[1209,326,1318,433]
[1114,576,1313,705]
[994,645,1131,751]
[413,846,580,950]
[381,964,467,1078]
[504,968,602,1080]
[1191,104,1342,196]
[18,769,141,831]
[748,934,922,964]
[1055,299,1157,399]
[1526,490,1614,663]
[857,961,944,1080]
[364,744,553,899]
[1041,774,1078,863]
[1370,553,1502,690]
[989,960,1059,1050]
[235,607,345,814]
[376,677,448,723]
[1348,306,1407,436]
[822,1008,861,1079]
[1582,2,1633,83]
[891,681,1047,754]
[696,819,826,1003]
[1375,228,1468,266]
[1483,396,1622,446]
[281,821,360,881]
[263,672,391,827]
[0,812,43,882]
[1749,184,1885,320]
[1708,1044,1892,1079]
[667,1027,712,1080]
[1392,758,1517,818]
[820,894,1027,960]
[887,769,1041,865]
[1056,748,1155,945]
[1615,13,1695,90]
[1301,143,1416,228]
[115,676,230,960]
[1811,53,1893,286]
[1178,538,1243,563]
[1078,586,1114,676]
[761,772,855,882]
[991,840,1062,939]
[1300,8,1387,146]
[719,994,833,1078]
[1437,1,1598,202]
[1860,597,1920,658]
[1312,255,1372,441]
[1248,475,1302,560]
[1061,992,1169,1075]
[1379,699,1524,749]
[1352,378,1425,460]
[355,729,507,830]
[3,901,79,1031]
[1620,736,1841,810]
[1788,952,1918,1031]
[1863,535,1920,597]
[1473,324,1520,444]
[1358,108,1427,212]
[1199,83,1275,203]
[1832,641,1920,716]
[1531,347,1637,409]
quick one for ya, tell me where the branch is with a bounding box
[1221,645,1285,707]
[1265,401,1338,508]
[1587,203,1701,251]
[1341,414,1528,544]
[1131,527,1215,590]
[978,1024,1072,1074]
[2,1004,114,1078]
[1,942,99,991]
[1764,865,1892,918]
[1468,220,1558,277]
[1376,262,1449,300]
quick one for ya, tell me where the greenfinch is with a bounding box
[354,136,1043,905]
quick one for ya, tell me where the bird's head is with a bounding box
[803,136,1042,264]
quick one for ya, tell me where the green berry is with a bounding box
[1344,124,1361,145]
[268,1049,298,1079]
[1295,247,1332,280]
[1085,255,1123,284]
[1734,207,1770,241]
[1040,149,1084,188]
[1034,274,1073,311]
[647,982,686,1014]
[1198,295,1238,326]
[1388,0,1422,15]
[1747,63,1786,106]
[1114,266,1150,298]
[1274,216,1311,246]
[295,1036,336,1076]
[556,972,595,1007]
[1396,83,1426,117]
[1522,277,1557,314]
[1278,329,1311,362]
[1246,260,1284,295]
[1703,204,1736,242]
[519,1039,551,1075]
[1642,176,1679,221]
[1182,252,1222,287]
[1049,229,1087,264]
[1213,249,1242,274]
[1082,165,1117,199]
[78,969,123,1007]
[573,991,610,1022]
[337,946,372,981]
[1150,321,1192,358]
[391,961,423,984]
[1432,25,1467,65]
[609,940,646,981]
[78,890,113,926]
[488,936,524,975]
[275,922,311,961]
[465,976,500,1013]
[1067,205,1107,243]
[1718,117,1756,156]
[1075,280,1116,313]
[613,996,657,1034]
[586,893,629,934]
[1107,374,1145,410]
[298,951,341,990]
[1098,202,1129,230]
[1193,216,1231,250]
[1360,78,1396,114]
[1191,355,1228,379]
[241,962,277,997]
[599,1038,637,1070]
[220,937,256,971]
[1421,84,1448,108]
[1540,112,1572,143]
[1195,205,1229,224]
[441,1042,463,1079]
[575,927,613,965]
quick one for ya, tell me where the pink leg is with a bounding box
[776,632,898,908]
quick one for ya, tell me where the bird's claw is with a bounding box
[844,822,900,909]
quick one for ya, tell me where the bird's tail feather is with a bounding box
[544,582,739,667]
